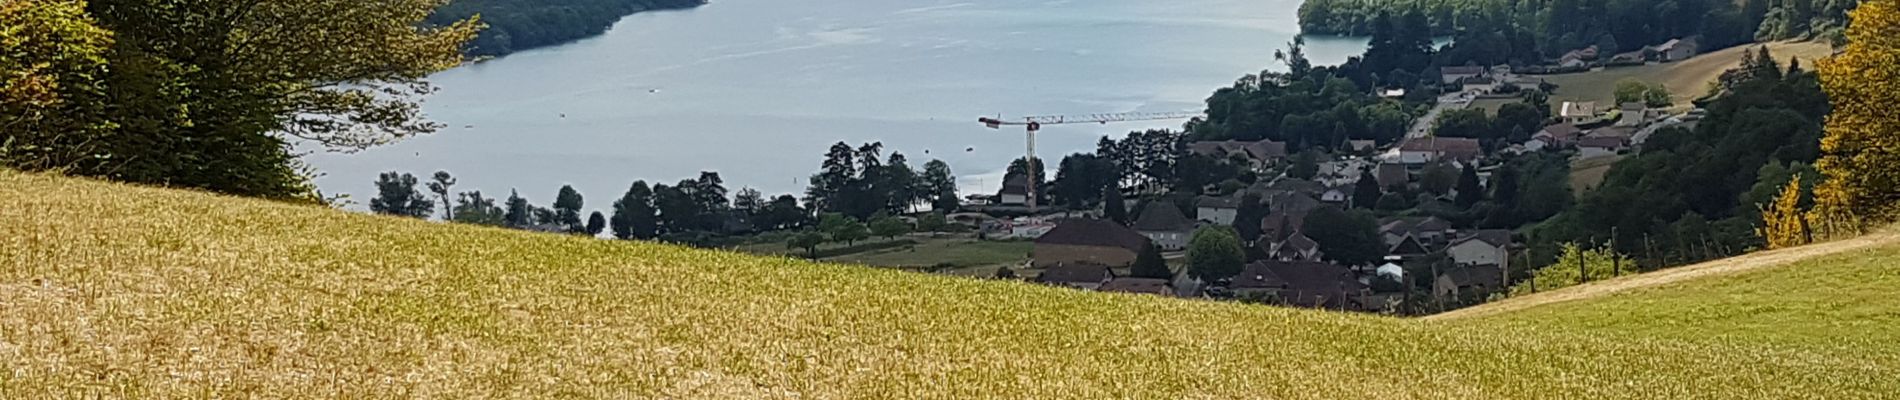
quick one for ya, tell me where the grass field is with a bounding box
[736,237,1031,274]
[4,171,1897,398]
[1537,41,1835,110]
[1568,154,1623,193]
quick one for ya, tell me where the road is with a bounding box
[1406,91,1476,141]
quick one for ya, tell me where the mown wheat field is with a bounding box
[2,172,1895,398]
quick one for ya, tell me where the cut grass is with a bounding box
[3,171,1896,398]
[1537,41,1835,110]
[1567,154,1623,193]
[737,237,1031,273]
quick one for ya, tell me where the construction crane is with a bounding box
[977,110,1203,212]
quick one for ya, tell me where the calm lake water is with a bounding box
[308,0,1369,207]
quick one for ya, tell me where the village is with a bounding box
[926,38,1710,314]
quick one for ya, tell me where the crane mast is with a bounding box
[977,110,1202,212]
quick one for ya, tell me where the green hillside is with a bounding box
[2,171,1895,398]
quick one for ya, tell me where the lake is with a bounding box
[307,0,1369,207]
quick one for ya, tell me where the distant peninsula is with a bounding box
[430,0,708,57]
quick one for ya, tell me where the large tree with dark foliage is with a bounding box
[611,181,659,240]
[1052,153,1119,209]
[1129,243,1173,279]
[370,172,434,219]
[553,185,585,231]
[1302,207,1385,267]
[450,190,507,226]
[8,0,478,200]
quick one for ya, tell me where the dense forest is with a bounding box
[1183,38,1427,149]
[1299,0,1857,65]
[430,0,704,57]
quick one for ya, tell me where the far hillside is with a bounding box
[431,0,705,57]
[1538,41,1836,109]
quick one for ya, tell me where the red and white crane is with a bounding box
[977,110,1202,212]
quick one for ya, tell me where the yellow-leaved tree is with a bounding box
[1759,176,1810,249]
[1811,0,1900,238]
[0,0,114,170]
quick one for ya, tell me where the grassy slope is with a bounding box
[2,172,1895,398]
[1540,41,1835,109]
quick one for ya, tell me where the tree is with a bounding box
[1433,108,1497,141]
[1419,162,1459,196]
[1811,0,1900,236]
[1455,164,1484,207]
[1129,243,1173,279]
[1302,207,1385,267]
[0,0,113,174]
[1614,78,1651,105]
[922,159,960,212]
[1186,226,1245,281]
[585,211,607,236]
[1103,185,1129,224]
[1288,150,1321,180]
[915,212,948,233]
[369,172,433,218]
[449,191,507,226]
[553,185,585,231]
[733,188,765,216]
[611,181,659,240]
[819,213,869,246]
[1352,171,1383,209]
[1232,193,1268,241]
[869,215,910,240]
[1052,153,1118,208]
[1759,176,1810,249]
[503,190,532,228]
[882,153,918,212]
[787,232,827,258]
[34,0,479,199]
[426,171,457,220]
[653,183,699,234]
[758,195,808,231]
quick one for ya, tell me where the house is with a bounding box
[1376,163,1409,189]
[1320,187,1350,204]
[1617,102,1651,127]
[1609,50,1647,65]
[1348,140,1378,154]
[1556,54,1589,69]
[1397,137,1483,164]
[1388,234,1432,258]
[1258,210,1309,245]
[1035,262,1115,290]
[1133,204,1196,251]
[1656,37,1699,62]
[1560,101,1599,124]
[1440,65,1488,85]
[1032,219,1151,268]
[1434,265,1505,301]
[998,175,1031,206]
[1100,277,1173,296]
[1269,192,1325,215]
[1265,231,1324,262]
[1534,123,1584,147]
[1195,195,1245,225]
[1379,88,1407,98]
[1247,177,1326,198]
[1381,216,1455,248]
[1228,261,1370,310]
[1576,136,1628,159]
[1190,139,1287,168]
[1448,229,1513,271]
